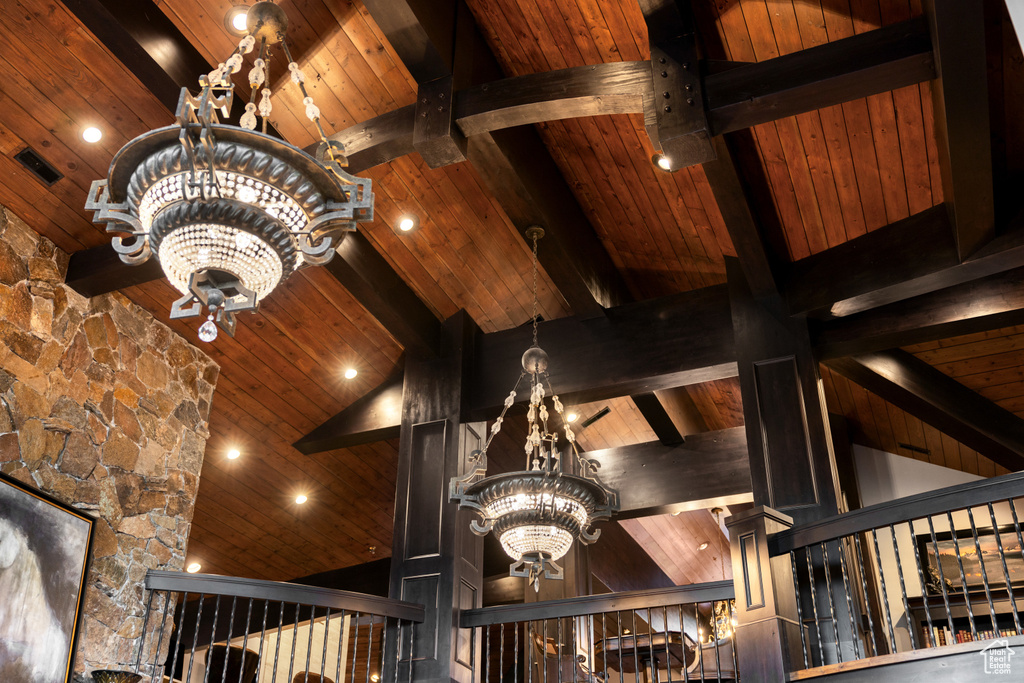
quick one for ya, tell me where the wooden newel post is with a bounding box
[388,311,485,683]
[726,506,803,683]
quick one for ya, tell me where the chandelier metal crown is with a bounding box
[85,1,374,342]
[449,228,619,589]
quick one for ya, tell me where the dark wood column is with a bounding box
[389,311,485,683]
[727,258,841,525]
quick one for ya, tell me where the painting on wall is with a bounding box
[918,525,1024,595]
[0,472,95,683]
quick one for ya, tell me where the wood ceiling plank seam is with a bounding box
[3,1,161,140]
[711,0,755,65]
[581,115,686,290]
[124,282,346,418]
[59,18,171,129]
[959,442,981,477]
[918,80,945,204]
[977,449,997,478]
[155,0,222,66]
[0,81,110,183]
[865,95,912,223]
[793,111,850,250]
[462,1,520,77]
[684,165,740,262]
[0,15,152,151]
[297,271,405,366]
[890,82,935,215]
[820,366,843,415]
[0,182,84,253]
[567,0,622,64]
[0,153,93,250]
[0,113,99,232]
[765,0,808,56]
[493,0,553,74]
[194,453,375,565]
[192,471,370,573]
[211,375,326,451]
[738,0,783,62]
[520,0,581,68]
[583,0,641,62]
[323,2,418,106]
[940,431,964,473]
[846,379,883,449]
[930,345,1024,378]
[210,384,400,505]
[550,0,602,65]
[595,115,704,292]
[816,103,869,241]
[272,274,397,377]
[789,0,870,245]
[837,98,889,231]
[358,171,462,322]
[864,388,900,456]
[618,114,721,290]
[289,0,402,117]
[387,158,514,331]
[189,508,317,575]
[901,411,931,462]
[183,535,277,580]
[952,366,1024,393]
[750,123,810,260]
[848,0,883,35]
[536,119,645,297]
[772,116,830,255]
[885,396,921,463]
[0,46,134,165]
[411,162,528,326]
[437,163,569,324]
[550,116,667,294]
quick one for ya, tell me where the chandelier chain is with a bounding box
[531,231,539,348]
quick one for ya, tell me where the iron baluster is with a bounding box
[186,594,206,683]
[169,591,190,683]
[945,511,977,639]
[136,588,155,675]
[271,600,285,683]
[852,535,878,657]
[869,529,897,653]
[804,546,825,665]
[988,502,1021,633]
[147,591,171,683]
[790,551,809,668]
[887,524,916,651]
[926,516,956,641]
[836,540,862,659]
[820,542,843,661]
[967,506,999,633]
[908,520,935,647]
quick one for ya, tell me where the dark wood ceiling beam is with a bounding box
[631,392,685,445]
[469,285,737,418]
[785,206,1024,318]
[826,350,1024,472]
[332,17,934,167]
[924,0,995,260]
[703,132,785,300]
[64,243,164,297]
[639,0,715,167]
[326,232,442,357]
[814,266,1024,359]
[298,286,738,452]
[292,369,404,454]
[588,427,753,519]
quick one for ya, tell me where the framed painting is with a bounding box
[0,472,95,683]
[917,525,1024,595]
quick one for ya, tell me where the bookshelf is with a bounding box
[908,591,1023,647]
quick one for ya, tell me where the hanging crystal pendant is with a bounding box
[198,315,218,342]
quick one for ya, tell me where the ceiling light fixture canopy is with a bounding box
[450,227,618,590]
[85,1,373,342]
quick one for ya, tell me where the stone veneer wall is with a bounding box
[0,206,219,678]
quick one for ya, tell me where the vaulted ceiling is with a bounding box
[3,0,1024,588]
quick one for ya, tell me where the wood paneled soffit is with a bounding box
[332,17,935,172]
[826,351,1024,472]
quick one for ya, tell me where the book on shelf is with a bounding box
[927,626,1016,647]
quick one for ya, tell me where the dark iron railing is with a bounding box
[460,581,738,683]
[770,471,1024,671]
[134,570,424,683]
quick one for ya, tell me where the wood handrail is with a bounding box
[145,570,425,622]
[460,581,734,628]
[770,470,1024,555]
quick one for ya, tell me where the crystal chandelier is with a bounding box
[85,1,373,342]
[450,227,619,590]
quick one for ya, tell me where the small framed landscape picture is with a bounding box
[0,472,95,683]
[917,525,1024,595]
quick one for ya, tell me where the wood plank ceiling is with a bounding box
[1,0,1022,587]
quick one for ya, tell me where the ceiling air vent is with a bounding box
[14,147,63,186]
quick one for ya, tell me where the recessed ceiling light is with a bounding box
[295,494,308,504]
[397,214,419,232]
[652,152,675,172]
[225,6,249,35]
[370,675,380,682]
[344,368,358,379]
[82,127,102,143]
[227,448,240,460]
[698,541,709,551]
[566,412,579,423]
[186,562,201,573]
